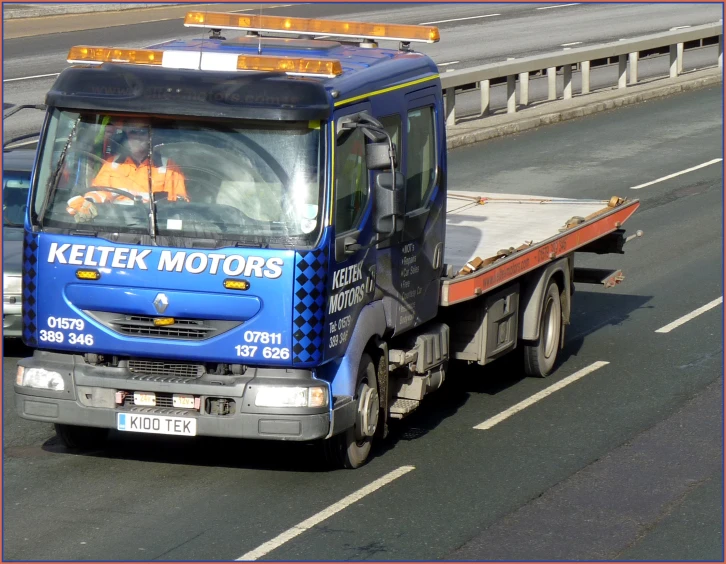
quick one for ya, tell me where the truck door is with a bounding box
[389,92,446,334]
[324,102,378,361]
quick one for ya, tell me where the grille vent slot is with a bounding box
[111,315,212,339]
[128,359,204,379]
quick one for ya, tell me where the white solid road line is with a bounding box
[561,41,583,46]
[655,297,723,334]
[236,465,415,561]
[138,17,177,23]
[438,61,460,67]
[4,140,38,148]
[3,72,60,83]
[473,361,609,430]
[420,13,500,25]
[536,3,581,10]
[630,158,723,189]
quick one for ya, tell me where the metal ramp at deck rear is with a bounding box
[440,191,641,306]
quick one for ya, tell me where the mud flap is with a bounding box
[374,337,390,440]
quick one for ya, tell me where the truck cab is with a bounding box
[16,13,445,467]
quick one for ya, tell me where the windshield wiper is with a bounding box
[37,116,81,226]
[234,238,267,249]
[147,129,159,242]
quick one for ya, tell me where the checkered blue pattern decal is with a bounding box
[22,232,39,346]
[292,250,327,364]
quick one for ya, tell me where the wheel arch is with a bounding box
[519,256,572,342]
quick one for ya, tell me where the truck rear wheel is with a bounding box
[54,424,109,450]
[323,353,379,469]
[523,280,562,378]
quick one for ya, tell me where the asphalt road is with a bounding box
[2,2,723,141]
[3,82,723,560]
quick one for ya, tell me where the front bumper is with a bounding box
[15,351,355,442]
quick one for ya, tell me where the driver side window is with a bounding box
[335,128,368,234]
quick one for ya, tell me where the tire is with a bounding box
[323,353,380,469]
[54,424,109,450]
[523,280,562,378]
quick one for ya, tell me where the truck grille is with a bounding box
[121,393,236,416]
[128,359,204,379]
[85,310,241,341]
[112,315,212,339]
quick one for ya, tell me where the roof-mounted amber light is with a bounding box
[237,55,343,77]
[67,46,163,65]
[66,44,343,77]
[184,12,440,43]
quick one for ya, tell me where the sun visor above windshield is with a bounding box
[45,64,332,121]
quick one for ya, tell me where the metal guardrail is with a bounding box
[3,23,722,149]
[441,22,724,126]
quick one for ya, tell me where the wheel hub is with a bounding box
[355,383,379,441]
[543,296,557,359]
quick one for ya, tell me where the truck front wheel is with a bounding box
[323,353,379,469]
[523,280,562,377]
[54,424,109,450]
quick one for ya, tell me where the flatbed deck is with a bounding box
[440,191,640,306]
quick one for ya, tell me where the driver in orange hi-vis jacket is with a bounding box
[66,119,188,222]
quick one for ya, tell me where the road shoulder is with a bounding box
[3,3,266,39]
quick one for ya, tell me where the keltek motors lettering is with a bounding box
[47,243,284,279]
[331,262,363,290]
[329,260,366,315]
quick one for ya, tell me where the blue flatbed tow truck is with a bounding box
[15,13,641,468]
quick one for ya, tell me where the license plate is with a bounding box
[134,392,156,407]
[117,413,196,436]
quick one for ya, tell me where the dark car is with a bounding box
[3,149,34,338]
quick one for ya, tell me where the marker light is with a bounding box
[76,269,101,280]
[68,46,163,65]
[153,318,175,327]
[223,279,250,291]
[237,55,342,77]
[185,12,440,43]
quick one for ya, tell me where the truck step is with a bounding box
[389,398,420,419]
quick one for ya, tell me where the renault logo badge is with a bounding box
[153,293,169,314]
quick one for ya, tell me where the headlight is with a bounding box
[254,385,328,408]
[3,275,21,295]
[16,366,65,391]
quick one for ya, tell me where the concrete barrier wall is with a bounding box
[3,3,183,19]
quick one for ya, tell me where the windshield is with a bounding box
[32,109,324,246]
[3,171,31,228]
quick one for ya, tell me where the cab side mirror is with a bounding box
[374,171,405,235]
